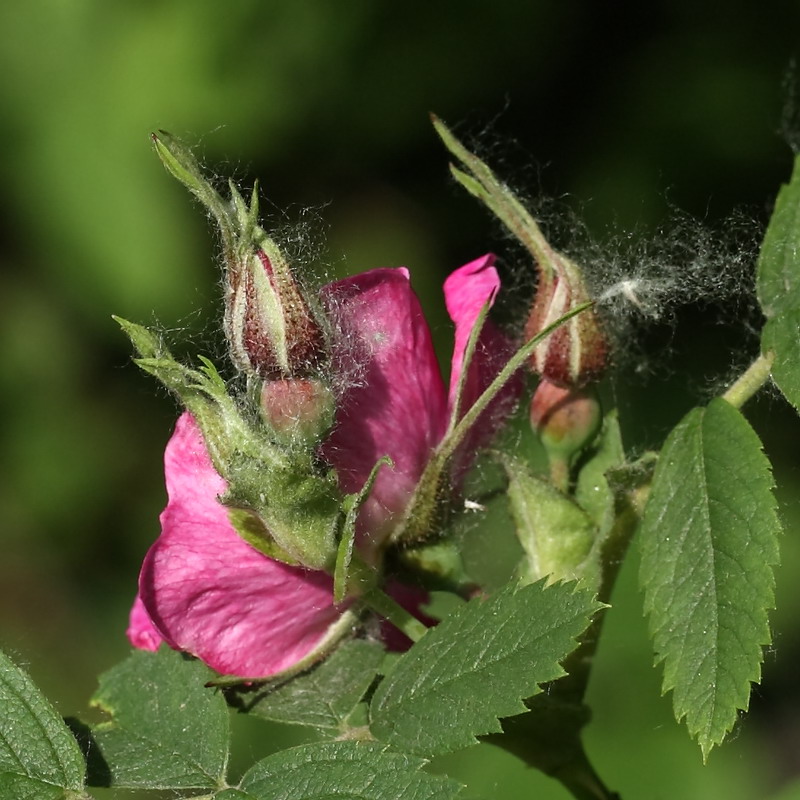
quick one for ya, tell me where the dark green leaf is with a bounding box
[232,638,383,733]
[370,582,601,757]
[763,311,800,411]
[235,741,462,800]
[88,648,229,790]
[756,154,800,409]
[639,398,780,758]
[756,153,800,318]
[0,649,86,800]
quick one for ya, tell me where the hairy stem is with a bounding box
[722,351,774,408]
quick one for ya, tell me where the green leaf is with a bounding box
[87,648,229,790]
[370,581,601,757]
[232,639,384,733]
[216,790,253,800]
[639,398,780,758]
[501,454,597,587]
[763,310,800,411]
[756,153,800,319]
[235,742,462,800]
[0,649,87,800]
[756,154,800,409]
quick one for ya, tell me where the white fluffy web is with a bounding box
[447,119,765,386]
[489,193,763,385]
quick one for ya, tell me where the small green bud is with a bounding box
[530,379,602,463]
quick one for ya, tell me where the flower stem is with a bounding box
[360,587,429,643]
[722,351,774,409]
[549,453,570,493]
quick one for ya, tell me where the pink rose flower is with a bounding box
[127,255,516,677]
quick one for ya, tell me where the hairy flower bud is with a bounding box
[225,247,326,379]
[525,252,608,388]
[151,130,328,381]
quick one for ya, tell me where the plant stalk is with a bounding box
[722,351,774,408]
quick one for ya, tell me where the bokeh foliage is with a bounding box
[1,1,800,797]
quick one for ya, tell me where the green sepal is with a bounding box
[113,316,252,469]
[500,454,598,588]
[334,457,392,603]
[223,458,341,571]
[153,132,297,290]
[398,540,474,594]
[115,316,341,569]
[574,410,625,536]
[152,131,236,255]
[227,507,301,565]
[432,115,557,272]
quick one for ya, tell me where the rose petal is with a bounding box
[126,594,165,652]
[138,413,342,678]
[321,268,448,547]
[444,255,521,477]
[444,253,502,416]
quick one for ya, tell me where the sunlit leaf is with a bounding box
[87,648,229,790]
[639,398,780,758]
[0,649,87,800]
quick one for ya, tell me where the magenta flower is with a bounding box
[127,254,515,677]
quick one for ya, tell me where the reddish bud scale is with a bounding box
[525,267,608,388]
[225,250,326,379]
[260,378,334,442]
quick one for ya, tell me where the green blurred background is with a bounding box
[2,1,800,797]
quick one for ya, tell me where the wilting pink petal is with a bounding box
[135,413,342,677]
[322,268,448,548]
[127,595,164,652]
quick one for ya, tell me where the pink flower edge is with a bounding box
[131,413,343,678]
